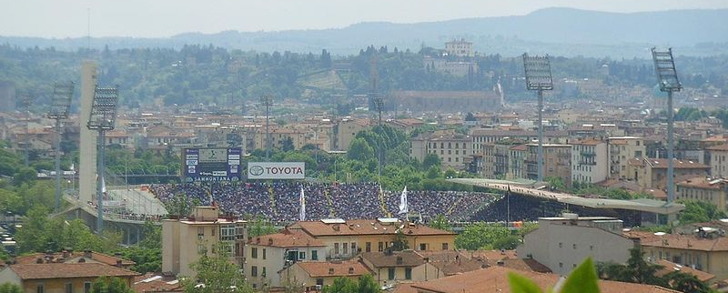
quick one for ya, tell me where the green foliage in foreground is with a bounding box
[90,277,134,293]
[322,275,381,293]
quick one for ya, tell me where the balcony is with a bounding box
[581,152,596,157]
[578,161,597,166]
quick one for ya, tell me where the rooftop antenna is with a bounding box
[87,85,119,233]
[651,47,681,204]
[523,53,553,184]
[49,82,74,212]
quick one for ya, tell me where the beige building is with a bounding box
[517,215,637,275]
[641,231,728,281]
[245,229,327,290]
[162,206,248,278]
[410,130,471,170]
[608,136,646,180]
[571,139,609,185]
[707,143,728,178]
[470,129,568,155]
[444,39,474,58]
[676,177,728,211]
[525,144,571,184]
[627,158,710,191]
[336,118,372,151]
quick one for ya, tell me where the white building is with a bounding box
[571,139,608,185]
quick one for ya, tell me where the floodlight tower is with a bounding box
[523,53,554,183]
[19,93,33,166]
[86,86,119,233]
[48,82,74,212]
[651,48,682,203]
[261,95,273,160]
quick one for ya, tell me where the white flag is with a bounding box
[299,186,306,221]
[398,186,408,215]
[101,175,106,193]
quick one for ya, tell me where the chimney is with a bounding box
[116,260,123,267]
[348,267,355,274]
[396,256,403,265]
[84,250,92,259]
[62,250,70,259]
[268,238,274,246]
[328,268,334,275]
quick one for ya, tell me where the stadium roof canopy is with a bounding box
[447,178,684,215]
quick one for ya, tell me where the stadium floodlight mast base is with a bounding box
[651,47,682,204]
[49,82,74,212]
[86,86,119,234]
[523,53,554,184]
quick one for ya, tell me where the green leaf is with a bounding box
[559,258,600,293]
[508,272,544,293]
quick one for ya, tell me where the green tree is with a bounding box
[90,277,134,293]
[455,223,510,250]
[321,277,358,293]
[357,274,381,293]
[0,283,23,293]
[422,153,441,170]
[678,200,727,224]
[248,216,278,237]
[348,138,375,161]
[182,242,254,293]
[492,235,521,250]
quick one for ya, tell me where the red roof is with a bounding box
[8,263,139,280]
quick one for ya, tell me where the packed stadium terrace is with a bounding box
[149,182,501,223]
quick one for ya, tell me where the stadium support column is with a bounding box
[523,53,553,183]
[651,48,681,204]
[261,95,273,161]
[79,62,98,204]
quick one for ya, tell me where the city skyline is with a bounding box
[1,0,727,38]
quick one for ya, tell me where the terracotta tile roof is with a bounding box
[645,159,709,170]
[408,266,679,293]
[654,259,715,282]
[292,219,455,237]
[294,260,371,277]
[14,251,135,267]
[641,234,728,251]
[677,177,727,190]
[416,250,484,276]
[509,144,527,151]
[706,143,728,151]
[572,139,605,146]
[248,229,325,248]
[361,251,426,268]
[8,263,139,280]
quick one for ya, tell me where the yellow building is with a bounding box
[707,143,728,178]
[0,263,138,293]
[608,136,646,180]
[161,206,247,278]
[279,259,371,291]
[627,158,710,191]
[676,177,728,211]
[641,232,728,281]
[289,218,456,255]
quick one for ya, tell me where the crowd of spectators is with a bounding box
[149,182,500,223]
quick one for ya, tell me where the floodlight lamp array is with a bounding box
[651,47,682,92]
[523,53,554,91]
[87,86,119,131]
[48,82,74,119]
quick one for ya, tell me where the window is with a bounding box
[388,268,395,280]
[197,227,205,237]
[37,285,44,293]
[65,283,73,293]
[573,244,577,249]
[559,262,563,268]
[312,250,318,260]
[251,266,258,277]
[343,243,349,255]
[251,247,258,259]
[378,242,384,252]
[84,283,91,293]
[262,267,267,277]
[366,242,371,252]
[299,251,306,260]
[442,243,449,250]
[558,242,562,248]
[351,242,357,253]
[405,268,412,280]
[334,243,340,255]
[262,248,267,260]
[221,225,236,241]
[419,243,427,250]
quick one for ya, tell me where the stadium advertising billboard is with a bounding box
[183,148,242,182]
[247,162,305,180]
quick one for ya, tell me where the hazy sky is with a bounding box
[2,0,727,38]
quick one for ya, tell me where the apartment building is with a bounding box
[410,130,471,170]
[525,143,571,184]
[676,177,728,211]
[707,143,728,178]
[627,158,710,191]
[571,139,609,185]
[641,230,728,280]
[161,206,247,278]
[608,136,646,180]
[444,38,474,58]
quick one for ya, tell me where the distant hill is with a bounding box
[2,8,727,57]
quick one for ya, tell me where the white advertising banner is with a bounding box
[247,162,305,179]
